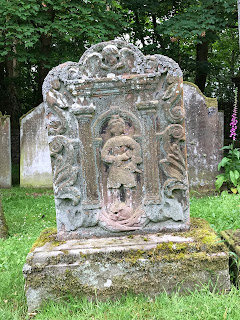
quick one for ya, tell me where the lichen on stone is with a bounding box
[30,227,61,252]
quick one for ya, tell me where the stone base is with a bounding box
[23,218,230,312]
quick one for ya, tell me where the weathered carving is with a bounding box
[159,124,188,197]
[162,75,185,124]
[101,115,142,189]
[49,136,80,205]
[46,80,68,135]
[79,42,143,78]
[100,115,143,231]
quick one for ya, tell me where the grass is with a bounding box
[0,187,240,320]
[190,193,240,232]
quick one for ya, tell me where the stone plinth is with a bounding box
[23,218,230,312]
[20,103,53,188]
[183,82,224,193]
[0,113,11,188]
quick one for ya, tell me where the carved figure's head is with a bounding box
[102,45,119,67]
[108,115,125,136]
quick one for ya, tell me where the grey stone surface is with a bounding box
[20,103,53,188]
[183,82,224,192]
[43,40,190,239]
[23,218,230,312]
[0,113,11,188]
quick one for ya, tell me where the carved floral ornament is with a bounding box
[43,40,189,237]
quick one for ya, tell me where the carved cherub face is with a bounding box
[102,45,119,67]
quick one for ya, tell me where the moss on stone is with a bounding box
[30,227,64,252]
[24,217,230,310]
[19,107,37,124]
[183,81,218,108]
[0,112,10,124]
[221,229,240,256]
[28,218,227,268]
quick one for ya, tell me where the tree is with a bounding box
[157,0,238,92]
[0,0,125,122]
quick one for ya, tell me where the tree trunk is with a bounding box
[36,33,52,105]
[3,55,21,122]
[134,11,145,49]
[195,41,209,93]
[152,14,164,49]
[36,7,55,105]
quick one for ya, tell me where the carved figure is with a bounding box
[99,115,143,230]
[101,115,142,192]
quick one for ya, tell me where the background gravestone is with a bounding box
[20,103,53,188]
[43,40,190,239]
[183,82,224,193]
[0,113,11,188]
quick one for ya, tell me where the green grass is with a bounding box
[190,193,240,232]
[0,188,240,320]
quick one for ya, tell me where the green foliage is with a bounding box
[204,28,240,101]
[216,144,240,193]
[157,0,237,42]
[0,0,126,63]
[0,0,126,120]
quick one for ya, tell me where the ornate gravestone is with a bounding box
[24,41,230,312]
[43,40,190,239]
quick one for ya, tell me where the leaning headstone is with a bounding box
[23,40,230,312]
[20,103,53,188]
[0,113,11,188]
[183,82,224,193]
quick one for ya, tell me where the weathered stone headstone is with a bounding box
[0,113,11,188]
[183,82,224,193]
[42,40,190,239]
[23,41,230,312]
[20,103,53,188]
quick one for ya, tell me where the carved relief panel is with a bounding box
[43,40,190,239]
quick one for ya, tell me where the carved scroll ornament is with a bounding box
[160,124,188,197]
[46,80,68,135]
[49,135,80,205]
